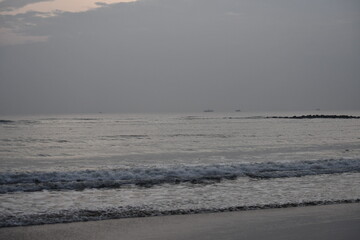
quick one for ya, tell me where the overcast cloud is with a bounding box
[0,0,359,114]
[0,0,49,10]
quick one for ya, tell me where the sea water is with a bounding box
[0,111,359,227]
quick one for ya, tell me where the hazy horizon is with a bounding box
[1,0,359,115]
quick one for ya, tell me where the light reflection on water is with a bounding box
[0,112,359,226]
[1,173,359,216]
[0,112,359,171]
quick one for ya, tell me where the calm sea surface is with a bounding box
[0,111,359,226]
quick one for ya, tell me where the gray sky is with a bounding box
[0,0,359,114]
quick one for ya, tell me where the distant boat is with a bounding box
[235,109,241,112]
[204,109,214,112]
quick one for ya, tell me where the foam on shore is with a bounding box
[1,203,359,240]
[1,158,359,193]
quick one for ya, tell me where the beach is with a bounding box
[1,203,359,240]
[1,0,359,238]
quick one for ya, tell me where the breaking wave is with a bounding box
[1,199,359,228]
[1,159,359,193]
[0,120,38,125]
[0,120,14,124]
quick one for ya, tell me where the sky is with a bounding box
[0,0,359,114]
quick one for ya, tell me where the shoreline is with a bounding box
[1,203,359,240]
[2,199,359,228]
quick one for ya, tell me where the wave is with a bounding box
[168,133,231,138]
[101,135,150,140]
[1,199,359,228]
[41,118,100,121]
[0,120,38,125]
[223,116,266,120]
[0,120,15,124]
[0,138,69,144]
[1,159,359,193]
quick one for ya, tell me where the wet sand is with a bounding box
[1,203,359,240]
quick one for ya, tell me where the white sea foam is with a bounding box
[1,112,359,227]
[1,199,359,228]
[1,158,359,193]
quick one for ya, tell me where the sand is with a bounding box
[1,203,359,240]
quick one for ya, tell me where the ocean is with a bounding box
[0,111,359,227]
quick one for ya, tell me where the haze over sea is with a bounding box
[0,110,359,227]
